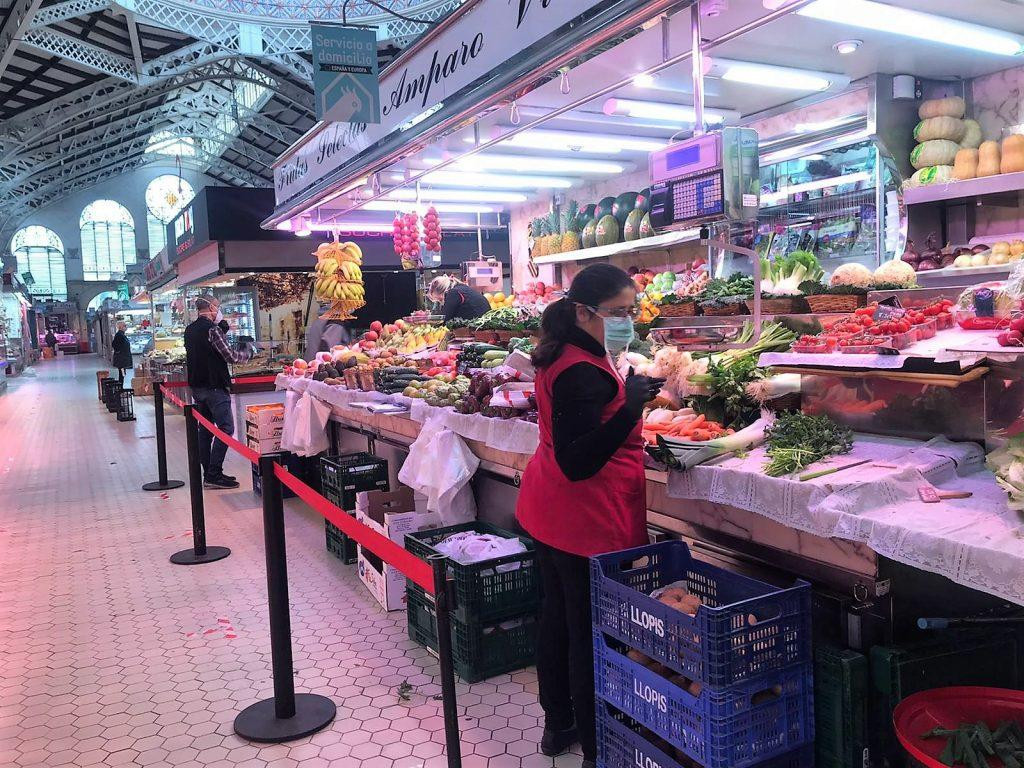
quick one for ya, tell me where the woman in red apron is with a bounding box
[517,264,664,767]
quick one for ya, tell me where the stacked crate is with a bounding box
[591,540,814,768]
[319,452,389,564]
[245,404,291,498]
[814,645,869,768]
[404,522,539,683]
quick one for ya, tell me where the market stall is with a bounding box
[261,0,1024,765]
[1,273,33,376]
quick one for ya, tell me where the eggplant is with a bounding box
[917,259,940,271]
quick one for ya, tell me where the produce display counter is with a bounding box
[277,375,1024,607]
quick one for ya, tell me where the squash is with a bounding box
[1000,134,1024,174]
[910,140,960,170]
[977,140,1001,177]
[905,166,953,188]
[961,119,983,149]
[918,96,966,120]
[914,116,966,143]
[952,148,978,180]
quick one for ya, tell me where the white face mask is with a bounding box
[214,310,224,324]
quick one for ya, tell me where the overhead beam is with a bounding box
[28,0,113,29]
[122,10,144,75]
[0,0,44,80]
[21,27,137,80]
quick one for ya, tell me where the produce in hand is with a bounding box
[762,412,854,477]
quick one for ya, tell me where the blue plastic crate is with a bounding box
[597,700,814,768]
[591,541,811,688]
[594,631,814,768]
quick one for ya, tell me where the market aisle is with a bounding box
[0,357,579,768]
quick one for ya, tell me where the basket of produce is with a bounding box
[894,687,1024,768]
[701,301,747,316]
[696,274,754,317]
[658,299,698,317]
[805,293,864,313]
[747,296,799,315]
[494,330,517,344]
[405,521,538,623]
[591,540,811,688]
[473,329,499,343]
[594,631,813,768]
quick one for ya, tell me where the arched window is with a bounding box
[11,226,67,299]
[81,199,136,280]
[145,176,194,256]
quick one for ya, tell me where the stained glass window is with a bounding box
[81,199,136,280]
[11,226,67,299]
[146,176,194,255]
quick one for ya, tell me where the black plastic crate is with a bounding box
[320,452,389,511]
[815,645,868,768]
[406,586,537,683]
[405,521,538,624]
[250,458,297,499]
[325,517,359,564]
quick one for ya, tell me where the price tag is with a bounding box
[873,303,905,322]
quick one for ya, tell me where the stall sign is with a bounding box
[311,23,380,124]
[143,249,172,288]
[174,205,195,257]
[274,0,609,203]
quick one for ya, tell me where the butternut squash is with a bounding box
[918,96,966,120]
[961,119,983,149]
[1001,134,1024,174]
[910,140,959,170]
[914,116,966,143]
[953,148,978,180]
[977,140,1001,177]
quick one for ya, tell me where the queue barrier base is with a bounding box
[233,693,337,743]
[170,545,232,565]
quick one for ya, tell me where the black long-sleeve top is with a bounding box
[441,284,491,322]
[550,326,643,482]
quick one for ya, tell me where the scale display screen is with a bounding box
[665,143,702,172]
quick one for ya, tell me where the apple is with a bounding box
[1011,318,1024,334]
[370,320,383,333]
[364,331,379,342]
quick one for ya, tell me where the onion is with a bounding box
[972,244,989,254]
[940,254,956,268]
[921,232,942,263]
[902,250,921,265]
[917,259,940,271]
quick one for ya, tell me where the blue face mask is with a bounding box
[603,315,634,353]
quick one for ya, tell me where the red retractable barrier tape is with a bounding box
[190,409,262,466]
[162,387,187,408]
[273,464,435,594]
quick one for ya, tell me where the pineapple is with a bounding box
[546,210,562,255]
[531,218,548,258]
[560,201,581,252]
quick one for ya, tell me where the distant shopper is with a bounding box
[44,329,57,354]
[427,275,490,322]
[111,321,133,384]
[303,310,352,362]
[184,296,252,489]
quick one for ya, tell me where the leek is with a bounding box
[654,413,774,470]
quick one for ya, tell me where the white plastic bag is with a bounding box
[399,418,478,525]
[279,388,302,452]
[293,391,332,457]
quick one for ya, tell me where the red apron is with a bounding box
[516,343,648,557]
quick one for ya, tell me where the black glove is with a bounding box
[218,319,230,333]
[624,367,666,414]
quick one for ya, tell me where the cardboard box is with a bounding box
[245,404,285,427]
[355,487,444,546]
[357,547,407,612]
[246,435,282,455]
[246,420,283,440]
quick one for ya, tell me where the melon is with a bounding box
[595,196,616,220]
[582,219,598,249]
[612,192,638,225]
[635,187,651,214]
[638,212,654,239]
[595,214,619,246]
[623,208,644,241]
[576,203,597,231]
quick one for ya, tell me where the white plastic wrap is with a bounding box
[398,417,479,525]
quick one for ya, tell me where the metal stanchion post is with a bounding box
[430,554,463,768]
[143,381,185,491]
[234,455,336,742]
[170,404,231,565]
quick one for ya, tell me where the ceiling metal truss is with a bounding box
[0,0,463,250]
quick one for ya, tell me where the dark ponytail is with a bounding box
[531,263,634,367]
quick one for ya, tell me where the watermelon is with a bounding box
[623,208,644,241]
[582,219,598,249]
[638,212,654,239]
[635,187,651,214]
[576,203,596,232]
[612,192,638,225]
[595,196,616,220]
[595,214,619,246]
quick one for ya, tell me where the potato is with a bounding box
[993,241,1011,255]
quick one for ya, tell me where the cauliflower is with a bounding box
[873,259,918,288]
[829,263,873,289]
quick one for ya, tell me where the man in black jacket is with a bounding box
[184,296,252,489]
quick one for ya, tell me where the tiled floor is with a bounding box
[0,357,583,768]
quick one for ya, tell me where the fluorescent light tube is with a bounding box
[361,201,497,214]
[308,222,396,233]
[386,188,527,203]
[710,58,846,91]
[761,171,871,205]
[797,0,1024,56]
[602,99,739,125]
[448,154,626,175]
[490,129,667,154]
[424,170,575,189]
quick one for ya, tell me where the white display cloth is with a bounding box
[666,435,1024,605]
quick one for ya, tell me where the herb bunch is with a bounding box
[763,412,853,477]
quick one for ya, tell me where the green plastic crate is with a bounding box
[815,645,868,768]
[869,631,1018,766]
[325,518,358,565]
[406,586,537,683]
[320,452,388,566]
[404,521,538,624]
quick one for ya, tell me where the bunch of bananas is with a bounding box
[313,241,364,303]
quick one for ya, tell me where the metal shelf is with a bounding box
[532,227,701,265]
[904,171,1024,205]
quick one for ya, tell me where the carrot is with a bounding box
[689,414,706,429]
[691,429,712,441]
[643,422,670,432]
